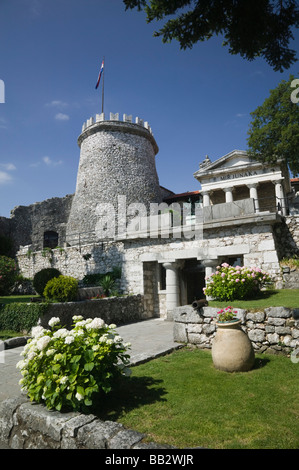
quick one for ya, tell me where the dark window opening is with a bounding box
[43,231,59,249]
[159,264,166,291]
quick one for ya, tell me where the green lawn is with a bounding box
[1,289,298,308]
[96,348,299,449]
[0,295,39,304]
[0,330,23,340]
[208,289,299,309]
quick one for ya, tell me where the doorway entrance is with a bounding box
[182,259,206,304]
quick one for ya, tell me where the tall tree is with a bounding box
[123,0,299,72]
[247,75,299,176]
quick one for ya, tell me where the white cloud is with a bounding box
[0,117,8,129]
[42,156,63,166]
[236,113,247,118]
[46,100,68,108]
[55,113,70,121]
[0,171,12,184]
[0,163,16,171]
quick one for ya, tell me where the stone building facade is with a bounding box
[1,112,299,319]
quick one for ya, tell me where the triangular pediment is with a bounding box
[194,150,254,178]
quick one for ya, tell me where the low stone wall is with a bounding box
[173,305,299,354]
[0,397,173,449]
[39,295,147,330]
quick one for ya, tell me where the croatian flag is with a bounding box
[95,60,104,89]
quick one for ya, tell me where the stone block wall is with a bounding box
[8,194,74,253]
[17,241,124,281]
[274,215,299,259]
[0,397,172,449]
[173,305,299,355]
[38,295,146,329]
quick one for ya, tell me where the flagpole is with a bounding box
[101,57,105,115]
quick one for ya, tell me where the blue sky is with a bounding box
[0,0,298,218]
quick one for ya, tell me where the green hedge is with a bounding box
[0,302,49,332]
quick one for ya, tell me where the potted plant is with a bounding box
[216,306,238,323]
[212,306,255,372]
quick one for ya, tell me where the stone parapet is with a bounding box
[38,295,146,330]
[173,305,299,355]
[0,397,174,449]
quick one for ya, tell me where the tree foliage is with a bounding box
[123,0,299,71]
[247,75,299,176]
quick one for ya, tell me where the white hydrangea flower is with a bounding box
[16,360,26,370]
[65,335,75,345]
[46,348,56,356]
[60,376,68,384]
[85,318,105,330]
[31,326,45,338]
[28,351,37,361]
[48,317,60,327]
[99,334,108,343]
[114,335,122,343]
[53,328,69,338]
[75,320,87,328]
[72,315,83,321]
[36,335,52,351]
[75,329,84,336]
[75,392,84,401]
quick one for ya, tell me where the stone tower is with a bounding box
[66,113,162,242]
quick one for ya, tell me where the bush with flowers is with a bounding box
[203,263,273,301]
[16,316,131,412]
[0,255,18,296]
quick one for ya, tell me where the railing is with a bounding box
[253,196,299,215]
[32,197,299,252]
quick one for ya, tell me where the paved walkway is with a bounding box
[0,318,180,403]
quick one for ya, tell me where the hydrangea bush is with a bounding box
[17,316,131,412]
[203,263,273,301]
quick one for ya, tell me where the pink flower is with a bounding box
[235,279,240,282]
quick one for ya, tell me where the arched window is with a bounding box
[43,231,58,249]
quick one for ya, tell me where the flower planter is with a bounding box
[212,319,255,372]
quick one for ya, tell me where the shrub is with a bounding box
[99,274,115,296]
[0,302,49,332]
[44,275,78,302]
[0,256,18,296]
[0,235,13,257]
[33,268,61,297]
[81,267,121,287]
[17,316,131,412]
[203,263,273,301]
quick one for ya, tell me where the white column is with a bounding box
[202,259,218,300]
[273,179,287,215]
[163,262,180,316]
[224,187,234,203]
[202,191,210,207]
[247,183,259,212]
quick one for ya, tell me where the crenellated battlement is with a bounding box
[81,112,153,134]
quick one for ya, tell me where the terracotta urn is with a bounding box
[212,319,255,372]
